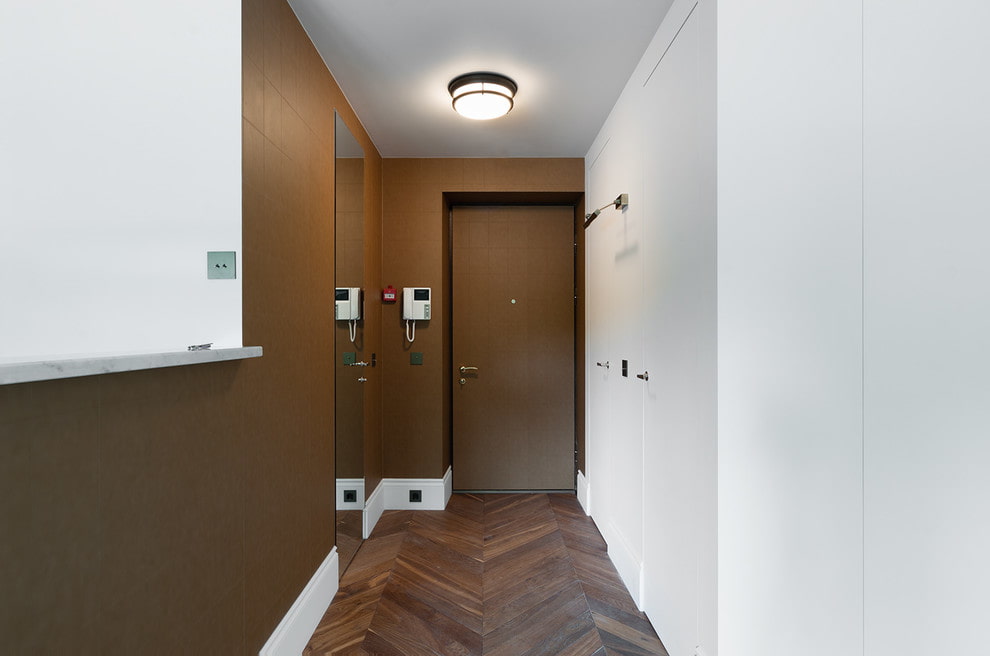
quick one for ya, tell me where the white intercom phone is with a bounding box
[335,287,362,342]
[402,287,430,343]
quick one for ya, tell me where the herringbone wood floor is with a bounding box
[306,493,668,656]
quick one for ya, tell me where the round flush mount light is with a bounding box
[448,72,517,120]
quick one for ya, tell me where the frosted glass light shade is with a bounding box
[448,73,517,120]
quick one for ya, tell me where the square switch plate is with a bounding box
[207,251,236,279]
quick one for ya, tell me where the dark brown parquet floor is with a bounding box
[306,493,668,656]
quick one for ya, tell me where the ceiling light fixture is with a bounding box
[448,72,517,120]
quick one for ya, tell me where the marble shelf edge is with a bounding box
[0,347,263,386]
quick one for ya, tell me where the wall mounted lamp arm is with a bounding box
[583,193,629,228]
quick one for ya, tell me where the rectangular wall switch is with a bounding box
[410,352,424,365]
[207,251,236,279]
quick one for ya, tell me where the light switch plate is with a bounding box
[207,251,236,279]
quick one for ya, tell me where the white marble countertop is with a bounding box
[0,346,263,385]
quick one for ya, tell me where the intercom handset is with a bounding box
[335,288,361,320]
[402,287,430,343]
[402,287,431,320]
[335,287,362,343]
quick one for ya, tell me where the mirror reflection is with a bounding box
[334,112,365,577]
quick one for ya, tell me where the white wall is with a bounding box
[584,1,717,654]
[0,1,242,362]
[863,2,990,653]
[716,1,864,654]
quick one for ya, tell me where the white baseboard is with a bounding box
[363,480,385,539]
[335,478,364,510]
[604,521,644,610]
[259,547,338,656]
[443,466,453,507]
[381,466,452,511]
[576,470,590,515]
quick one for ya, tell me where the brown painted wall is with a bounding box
[381,159,584,479]
[0,0,382,652]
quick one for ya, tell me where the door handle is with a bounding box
[459,366,479,374]
[357,376,367,383]
[636,371,649,381]
[347,361,369,367]
[596,361,610,369]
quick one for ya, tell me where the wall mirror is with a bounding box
[334,112,365,577]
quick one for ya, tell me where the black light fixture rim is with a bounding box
[448,72,518,97]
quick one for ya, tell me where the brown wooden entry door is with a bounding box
[452,205,575,490]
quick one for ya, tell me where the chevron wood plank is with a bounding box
[367,582,483,656]
[305,494,668,656]
[409,510,485,560]
[481,580,601,656]
[390,532,483,632]
[482,532,576,634]
[592,611,669,656]
[445,493,487,523]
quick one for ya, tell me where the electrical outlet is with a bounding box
[343,490,357,503]
[207,251,236,279]
[409,490,422,503]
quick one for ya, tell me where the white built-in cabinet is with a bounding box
[584,1,990,656]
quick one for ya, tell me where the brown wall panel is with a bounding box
[381,159,584,480]
[0,0,383,652]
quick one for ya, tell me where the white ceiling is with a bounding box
[287,0,674,158]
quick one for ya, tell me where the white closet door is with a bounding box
[864,3,990,653]
[640,8,717,656]
[585,179,614,520]
[587,131,647,602]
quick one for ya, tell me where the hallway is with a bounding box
[306,494,667,655]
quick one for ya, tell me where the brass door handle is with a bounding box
[459,366,478,374]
